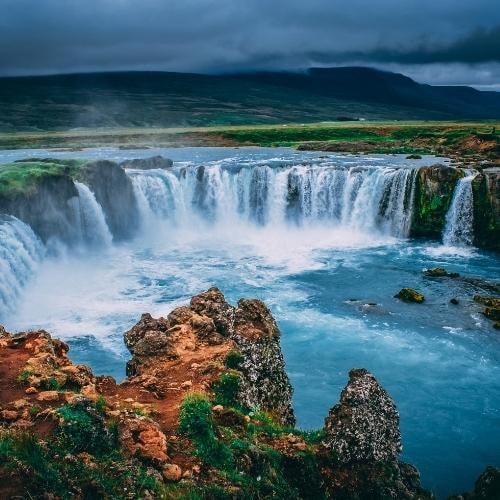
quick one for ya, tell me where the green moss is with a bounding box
[472,174,500,250]
[0,158,86,197]
[16,369,33,385]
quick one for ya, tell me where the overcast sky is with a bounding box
[1,0,499,89]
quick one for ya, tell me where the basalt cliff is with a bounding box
[1,288,497,499]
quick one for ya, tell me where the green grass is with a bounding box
[0,158,86,197]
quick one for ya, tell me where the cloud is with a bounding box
[0,0,499,87]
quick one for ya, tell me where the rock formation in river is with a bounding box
[410,164,463,239]
[0,288,441,499]
[77,160,139,240]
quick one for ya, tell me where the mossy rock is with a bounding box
[474,296,500,308]
[424,267,459,278]
[394,288,425,303]
[484,308,500,321]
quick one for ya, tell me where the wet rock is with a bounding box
[119,416,169,465]
[472,169,500,251]
[394,288,425,303]
[474,296,500,309]
[424,267,460,278]
[78,160,139,240]
[450,298,460,305]
[406,154,422,159]
[323,368,401,464]
[484,308,500,321]
[120,156,173,171]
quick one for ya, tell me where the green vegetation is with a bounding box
[211,372,241,407]
[0,121,498,159]
[16,369,33,384]
[0,158,86,197]
[0,399,166,499]
[224,349,244,370]
[177,370,327,499]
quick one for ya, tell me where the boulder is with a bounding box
[394,288,425,303]
[119,416,169,465]
[323,368,401,464]
[424,267,459,278]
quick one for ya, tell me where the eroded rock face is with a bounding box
[124,313,174,376]
[78,160,139,240]
[233,299,295,426]
[123,287,295,425]
[473,168,500,251]
[411,164,462,239]
[323,368,401,464]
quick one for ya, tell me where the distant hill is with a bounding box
[0,67,499,132]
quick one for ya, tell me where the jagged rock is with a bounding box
[124,313,175,376]
[323,368,401,464]
[424,267,460,278]
[120,156,173,170]
[190,287,234,336]
[119,416,169,465]
[232,298,295,426]
[474,296,500,309]
[394,288,425,303]
[36,391,60,402]
[484,308,500,321]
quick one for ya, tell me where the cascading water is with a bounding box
[74,182,113,247]
[0,215,44,317]
[442,170,477,247]
[127,160,418,238]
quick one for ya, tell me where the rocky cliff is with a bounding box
[0,288,466,498]
[410,164,463,239]
[76,160,139,240]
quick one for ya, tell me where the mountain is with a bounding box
[0,67,499,132]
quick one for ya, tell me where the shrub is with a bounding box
[178,393,214,440]
[224,349,244,370]
[57,399,116,455]
[212,372,240,407]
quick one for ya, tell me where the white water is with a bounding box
[74,182,113,247]
[0,216,44,316]
[128,160,417,238]
[442,170,477,247]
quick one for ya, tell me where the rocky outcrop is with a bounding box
[472,168,500,251]
[410,164,462,239]
[0,173,80,244]
[232,298,295,426]
[77,160,139,240]
[323,368,401,463]
[123,287,295,425]
[395,288,425,303]
[120,156,173,170]
[321,369,430,499]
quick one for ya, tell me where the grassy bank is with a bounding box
[0,121,498,162]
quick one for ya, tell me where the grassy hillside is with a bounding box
[1,68,500,132]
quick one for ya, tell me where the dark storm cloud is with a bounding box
[0,0,499,86]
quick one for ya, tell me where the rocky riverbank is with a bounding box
[0,288,498,499]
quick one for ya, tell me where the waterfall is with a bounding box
[126,161,418,238]
[442,170,477,247]
[74,182,113,247]
[0,216,44,317]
